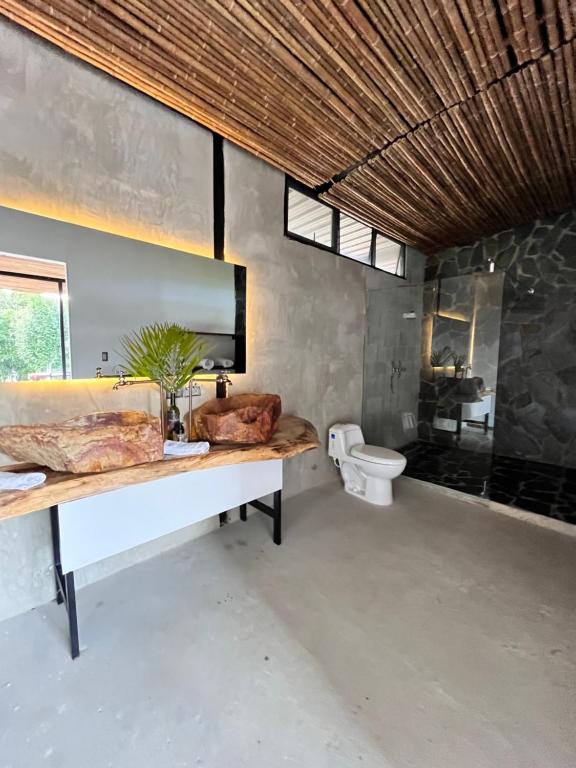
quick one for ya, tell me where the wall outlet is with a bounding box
[179,383,202,398]
[101,351,108,361]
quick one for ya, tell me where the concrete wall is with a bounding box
[362,249,425,449]
[0,22,213,255]
[0,20,367,620]
[224,143,366,496]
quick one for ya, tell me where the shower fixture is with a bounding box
[391,360,406,393]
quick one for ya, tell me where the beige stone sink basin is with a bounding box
[192,394,282,444]
[0,411,163,473]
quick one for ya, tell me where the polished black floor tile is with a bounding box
[401,441,576,525]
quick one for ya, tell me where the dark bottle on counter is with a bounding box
[166,392,180,438]
[173,420,187,443]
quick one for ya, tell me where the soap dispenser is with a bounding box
[216,373,232,399]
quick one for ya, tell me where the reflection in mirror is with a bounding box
[0,206,246,382]
[0,252,71,381]
[432,315,470,363]
[419,270,504,453]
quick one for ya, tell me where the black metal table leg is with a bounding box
[272,490,282,546]
[53,567,64,605]
[50,506,65,605]
[245,491,282,545]
[64,571,80,659]
[50,505,80,659]
[239,503,247,521]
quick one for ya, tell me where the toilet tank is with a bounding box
[328,424,364,459]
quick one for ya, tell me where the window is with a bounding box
[285,179,406,277]
[0,252,71,381]
[339,214,372,264]
[375,234,406,277]
[286,186,333,248]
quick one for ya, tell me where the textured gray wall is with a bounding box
[225,143,366,497]
[0,21,367,620]
[362,249,425,449]
[0,20,213,254]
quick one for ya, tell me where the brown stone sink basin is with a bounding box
[0,411,163,473]
[192,394,282,444]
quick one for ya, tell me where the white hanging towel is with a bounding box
[164,441,210,457]
[0,471,47,491]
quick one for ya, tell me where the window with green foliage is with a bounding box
[0,253,70,382]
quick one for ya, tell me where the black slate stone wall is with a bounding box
[426,209,576,469]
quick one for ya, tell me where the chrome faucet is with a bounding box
[112,371,156,390]
[111,372,167,435]
[112,370,128,390]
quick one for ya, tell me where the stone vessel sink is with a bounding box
[0,411,163,473]
[192,394,282,444]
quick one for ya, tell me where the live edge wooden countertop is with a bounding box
[0,416,320,522]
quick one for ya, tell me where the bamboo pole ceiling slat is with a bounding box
[0,0,574,252]
[323,42,576,250]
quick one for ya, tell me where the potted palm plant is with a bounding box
[120,322,208,438]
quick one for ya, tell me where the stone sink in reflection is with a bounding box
[0,411,164,474]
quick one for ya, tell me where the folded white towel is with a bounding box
[0,471,47,491]
[200,358,215,370]
[164,441,210,457]
[214,358,234,369]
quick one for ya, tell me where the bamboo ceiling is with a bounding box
[0,1,575,252]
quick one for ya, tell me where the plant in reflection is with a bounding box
[430,346,452,368]
[451,352,467,378]
[120,322,208,394]
[430,346,452,379]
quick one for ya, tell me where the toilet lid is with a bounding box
[351,444,406,465]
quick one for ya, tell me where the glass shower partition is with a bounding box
[418,269,505,453]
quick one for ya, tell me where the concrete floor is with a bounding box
[1,479,575,768]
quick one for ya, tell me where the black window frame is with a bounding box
[284,177,406,279]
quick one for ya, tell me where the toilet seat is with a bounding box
[350,444,406,466]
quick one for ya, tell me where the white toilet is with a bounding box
[328,424,407,505]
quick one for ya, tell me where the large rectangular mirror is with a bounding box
[0,206,246,381]
[419,270,504,452]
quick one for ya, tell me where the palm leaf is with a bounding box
[119,322,209,393]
